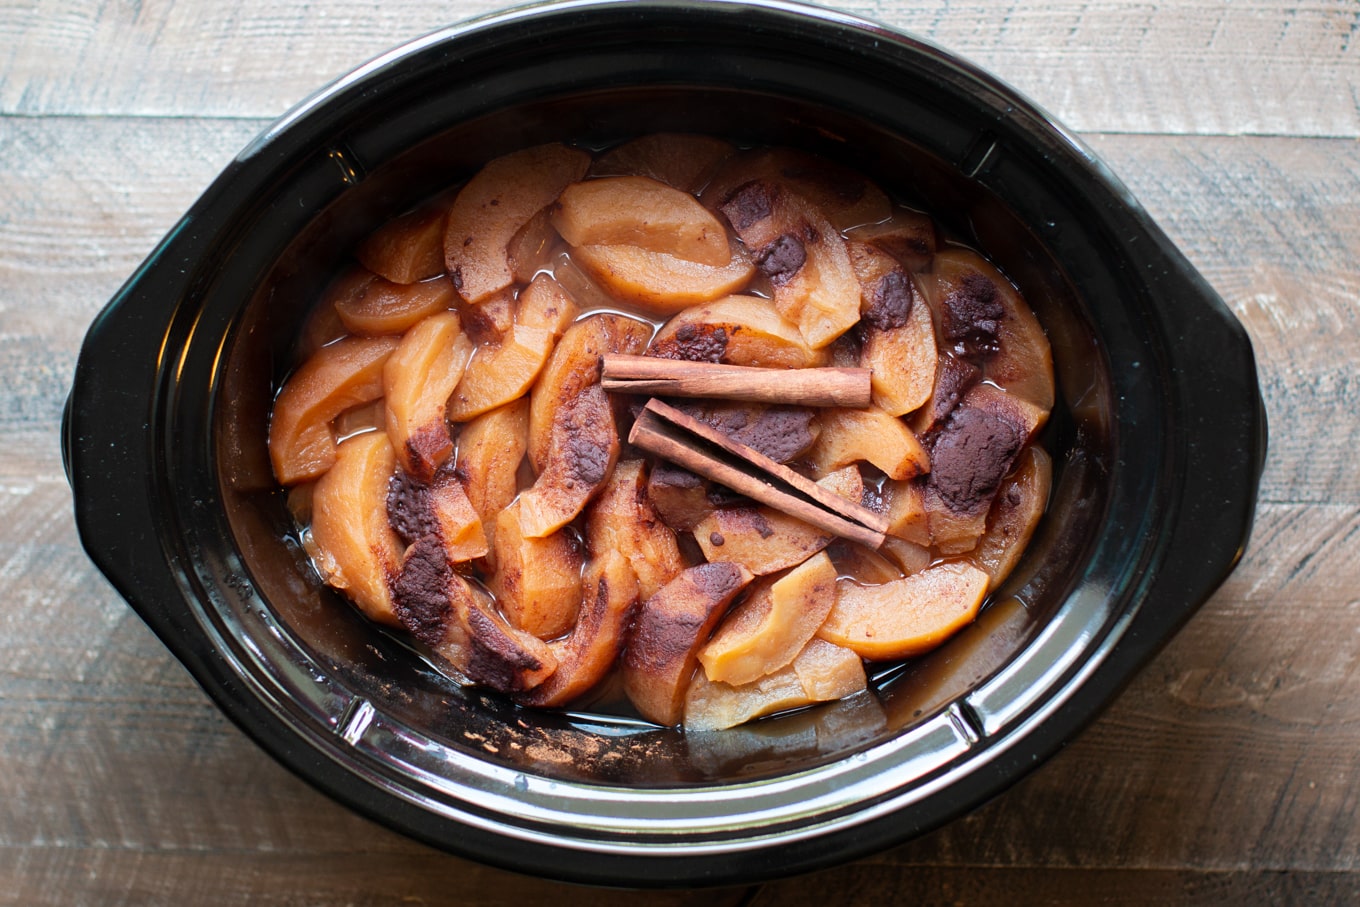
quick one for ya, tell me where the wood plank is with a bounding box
[750,866,1360,906]
[0,847,755,907]
[1,0,1357,137]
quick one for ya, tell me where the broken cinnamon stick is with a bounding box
[601,355,871,407]
[629,398,888,549]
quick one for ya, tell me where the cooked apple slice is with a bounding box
[452,398,529,535]
[456,287,516,346]
[684,638,867,731]
[356,202,447,284]
[334,274,457,337]
[972,445,1051,590]
[622,562,754,726]
[922,382,1048,553]
[847,241,938,416]
[585,460,684,602]
[880,536,932,575]
[516,272,581,338]
[827,541,903,585]
[296,270,360,360]
[646,462,714,532]
[699,550,837,686]
[716,180,860,348]
[817,560,990,660]
[927,249,1054,410]
[334,400,384,441]
[553,175,731,266]
[516,549,640,708]
[702,146,891,231]
[309,431,403,625]
[668,399,819,464]
[845,207,937,272]
[428,472,489,563]
[806,407,930,481]
[269,335,399,485]
[507,208,562,284]
[528,313,652,470]
[518,385,619,539]
[647,295,824,368]
[448,563,557,693]
[590,133,734,193]
[692,467,863,575]
[384,467,488,563]
[382,311,473,481]
[490,499,583,639]
[444,323,554,422]
[571,235,755,317]
[444,142,591,303]
[874,478,927,545]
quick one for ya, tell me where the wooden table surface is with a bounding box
[3,0,1357,903]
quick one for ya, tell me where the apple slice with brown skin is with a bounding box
[334,274,457,337]
[645,462,714,533]
[515,549,640,708]
[647,295,825,368]
[490,499,582,639]
[699,550,838,686]
[585,460,684,602]
[309,431,404,625]
[385,466,487,564]
[622,562,754,726]
[846,241,938,417]
[973,445,1051,590]
[444,551,557,692]
[806,407,930,481]
[444,142,591,303]
[518,385,619,539]
[908,354,982,436]
[684,638,867,731]
[570,235,755,317]
[553,175,731,266]
[922,382,1048,553]
[717,179,860,349]
[702,146,892,231]
[356,201,447,284]
[590,133,734,193]
[382,311,473,481]
[817,560,990,660]
[452,398,529,539]
[269,335,399,485]
[528,313,652,471]
[927,249,1054,410]
[845,207,937,272]
[692,467,863,575]
[455,287,515,346]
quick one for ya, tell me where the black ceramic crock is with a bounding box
[64,0,1266,888]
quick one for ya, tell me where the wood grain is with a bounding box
[0,1,1357,136]
[3,0,1355,901]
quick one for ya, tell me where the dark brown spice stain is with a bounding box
[718,180,773,231]
[391,536,452,647]
[928,404,1025,514]
[756,233,807,286]
[942,271,1005,358]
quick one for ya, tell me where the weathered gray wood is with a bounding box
[751,866,1360,906]
[4,1,1358,897]
[1,0,1357,136]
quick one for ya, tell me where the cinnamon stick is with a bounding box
[601,355,871,408]
[629,398,888,549]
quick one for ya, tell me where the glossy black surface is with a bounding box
[65,0,1266,888]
